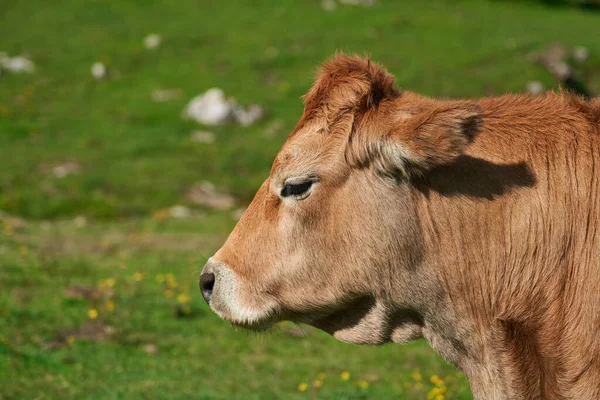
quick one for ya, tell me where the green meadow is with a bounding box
[1,1,599,398]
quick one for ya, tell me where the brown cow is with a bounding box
[200,54,600,399]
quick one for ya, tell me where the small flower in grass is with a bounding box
[99,278,116,289]
[88,309,98,319]
[105,300,115,312]
[340,371,351,381]
[297,383,308,392]
[133,272,144,281]
[166,273,177,288]
[164,289,174,298]
[357,380,369,389]
[152,209,169,221]
[156,274,165,283]
[318,372,326,380]
[312,380,323,388]
[430,375,444,387]
[177,293,192,304]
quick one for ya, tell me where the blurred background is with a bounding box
[1,1,599,399]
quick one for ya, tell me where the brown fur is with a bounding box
[204,54,600,399]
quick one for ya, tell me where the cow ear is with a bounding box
[301,54,400,125]
[347,103,483,180]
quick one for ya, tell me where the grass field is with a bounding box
[1,1,599,399]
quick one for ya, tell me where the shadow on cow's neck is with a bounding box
[311,296,424,345]
[413,155,537,199]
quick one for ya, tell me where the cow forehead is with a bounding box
[272,126,328,178]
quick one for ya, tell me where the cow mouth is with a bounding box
[213,301,281,332]
[229,319,274,332]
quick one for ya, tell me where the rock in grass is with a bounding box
[91,62,106,80]
[169,205,192,218]
[186,181,235,210]
[182,88,265,126]
[144,33,161,49]
[526,81,544,95]
[0,53,35,73]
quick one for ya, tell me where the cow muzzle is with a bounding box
[199,258,278,328]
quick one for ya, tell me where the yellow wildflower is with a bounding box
[156,274,165,284]
[133,272,144,281]
[428,387,441,399]
[152,209,169,221]
[412,371,422,382]
[435,395,445,400]
[357,380,369,389]
[166,273,177,288]
[177,293,192,304]
[297,383,308,392]
[340,371,351,381]
[105,300,115,312]
[312,380,323,388]
[430,375,444,386]
[88,309,98,319]
[99,278,116,289]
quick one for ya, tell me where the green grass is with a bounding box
[1,0,599,399]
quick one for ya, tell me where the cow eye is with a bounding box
[281,180,313,199]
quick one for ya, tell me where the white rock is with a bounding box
[91,62,106,80]
[0,54,35,73]
[169,205,192,218]
[144,34,162,49]
[183,88,265,126]
[52,161,81,178]
[526,81,544,95]
[322,0,337,10]
[183,88,234,125]
[232,104,265,127]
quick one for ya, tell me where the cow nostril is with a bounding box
[200,272,215,304]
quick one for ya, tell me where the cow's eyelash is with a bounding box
[280,181,313,199]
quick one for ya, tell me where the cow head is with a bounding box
[200,54,483,344]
